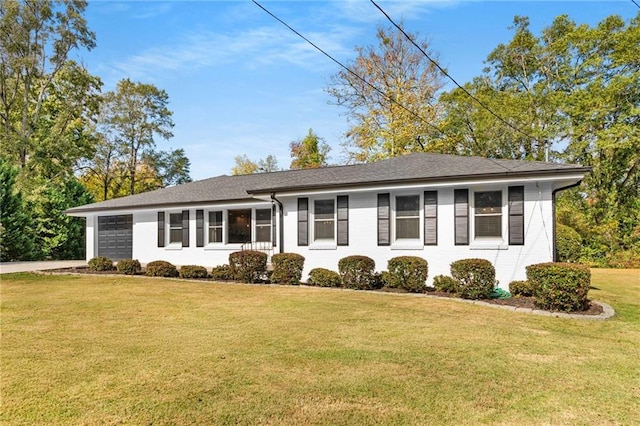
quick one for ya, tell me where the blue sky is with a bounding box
[81,1,638,180]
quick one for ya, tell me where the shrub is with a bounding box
[307,268,341,287]
[385,256,428,293]
[88,256,115,272]
[116,259,141,275]
[433,274,458,293]
[450,258,496,300]
[210,264,234,281]
[509,280,535,297]
[229,250,268,283]
[270,253,305,285]
[145,260,179,277]
[179,265,209,279]
[338,255,376,290]
[526,262,591,312]
[556,224,583,263]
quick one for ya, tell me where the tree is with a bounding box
[140,148,192,189]
[0,158,35,261]
[231,154,259,175]
[258,154,280,173]
[326,24,445,162]
[99,79,174,196]
[289,129,330,169]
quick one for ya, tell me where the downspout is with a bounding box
[271,193,284,254]
[551,180,583,262]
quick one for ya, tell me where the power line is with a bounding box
[370,0,537,143]
[252,0,447,140]
[632,0,640,9]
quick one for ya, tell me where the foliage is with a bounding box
[327,24,445,162]
[338,255,376,290]
[555,224,583,263]
[179,265,209,279]
[385,256,428,293]
[116,259,141,275]
[450,259,496,300]
[210,264,235,281]
[229,250,268,283]
[270,253,305,285]
[88,256,115,272]
[258,155,280,173]
[509,280,535,297]
[289,129,330,169]
[145,260,179,278]
[0,159,35,261]
[307,268,342,287]
[526,262,591,312]
[230,154,280,175]
[433,275,458,293]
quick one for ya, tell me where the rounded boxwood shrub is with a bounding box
[307,268,341,287]
[116,259,141,275]
[385,256,428,293]
[526,262,591,312]
[433,274,458,293]
[338,255,376,290]
[556,224,583,263]
[450,258,496,300]
[229,250,268,283]
[145,260,179,277]
[509,280,535,297]
[210,264,234,281]
[179,265,209,279]
[270,253,305,285]
[88,256,115,271]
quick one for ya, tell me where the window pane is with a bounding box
[256,209,271,224]
[256,226,271,242]
[208,227,222,243]
[475,191,502,214]
[228,209,251,243]
[396,195,419,217]
[169,213,182,227]
[169,228,182,244]
[475,216,502,237]
[209,211,222,226]
[315,220,334,240]
[396,217,419,239]
[314,199,334,219]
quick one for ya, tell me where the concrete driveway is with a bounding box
[0,260,86,274]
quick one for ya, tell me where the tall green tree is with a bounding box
[99,79,174,196]
[0,158,35,261]
[327,24,445,162]
[289,129,330,169]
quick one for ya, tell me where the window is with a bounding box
[228,209,251,243]
[169,213,182,244]
[208,211,223,243]
[256,208,271,242]
[395,195,420,240]
[314,199,335,241]
[474,191,502,238]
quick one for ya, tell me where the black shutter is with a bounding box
[298,198,308,246]
[378,193,390,246]
[196,210,204,247]
[157,212,165,247]
[272,205,277,247]
[182,210,190,247]
[337,195,349,246]
[424,191,438,245]
[454,189,469,245]
[508,186,525,245]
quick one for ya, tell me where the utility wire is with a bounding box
[252,0,447,140]
[370,0,536,143]
[632,0,640,9]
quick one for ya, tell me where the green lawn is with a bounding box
[1,269,639,425]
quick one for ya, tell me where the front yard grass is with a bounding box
[1,269,639,425]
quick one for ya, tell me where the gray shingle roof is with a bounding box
[67,153,590,214]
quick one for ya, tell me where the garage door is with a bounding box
[97,215,133,260]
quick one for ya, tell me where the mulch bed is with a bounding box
[46,267,604,316]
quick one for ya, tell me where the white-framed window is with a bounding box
[255,208,272,243]
[228,209,252,244]
[208,211,223,243]
[395,194,420,240]
[313,199,335,241]
[168,212,183,244]
[473,190,503,239]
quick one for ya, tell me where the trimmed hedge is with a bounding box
[307,268,342,287]
[385,256,428,293]
[509,280,534,297]
[88,256,115,272]
[179,265,209,279]
[145,260,179,277]
[433,274,458,293]
[210,264,234,281]
[116,259,141,275]
[229,250,268,283]
[338,255,376,290]
[270,253,305,285]
[450,258,496,300]
[526,262,591,312]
